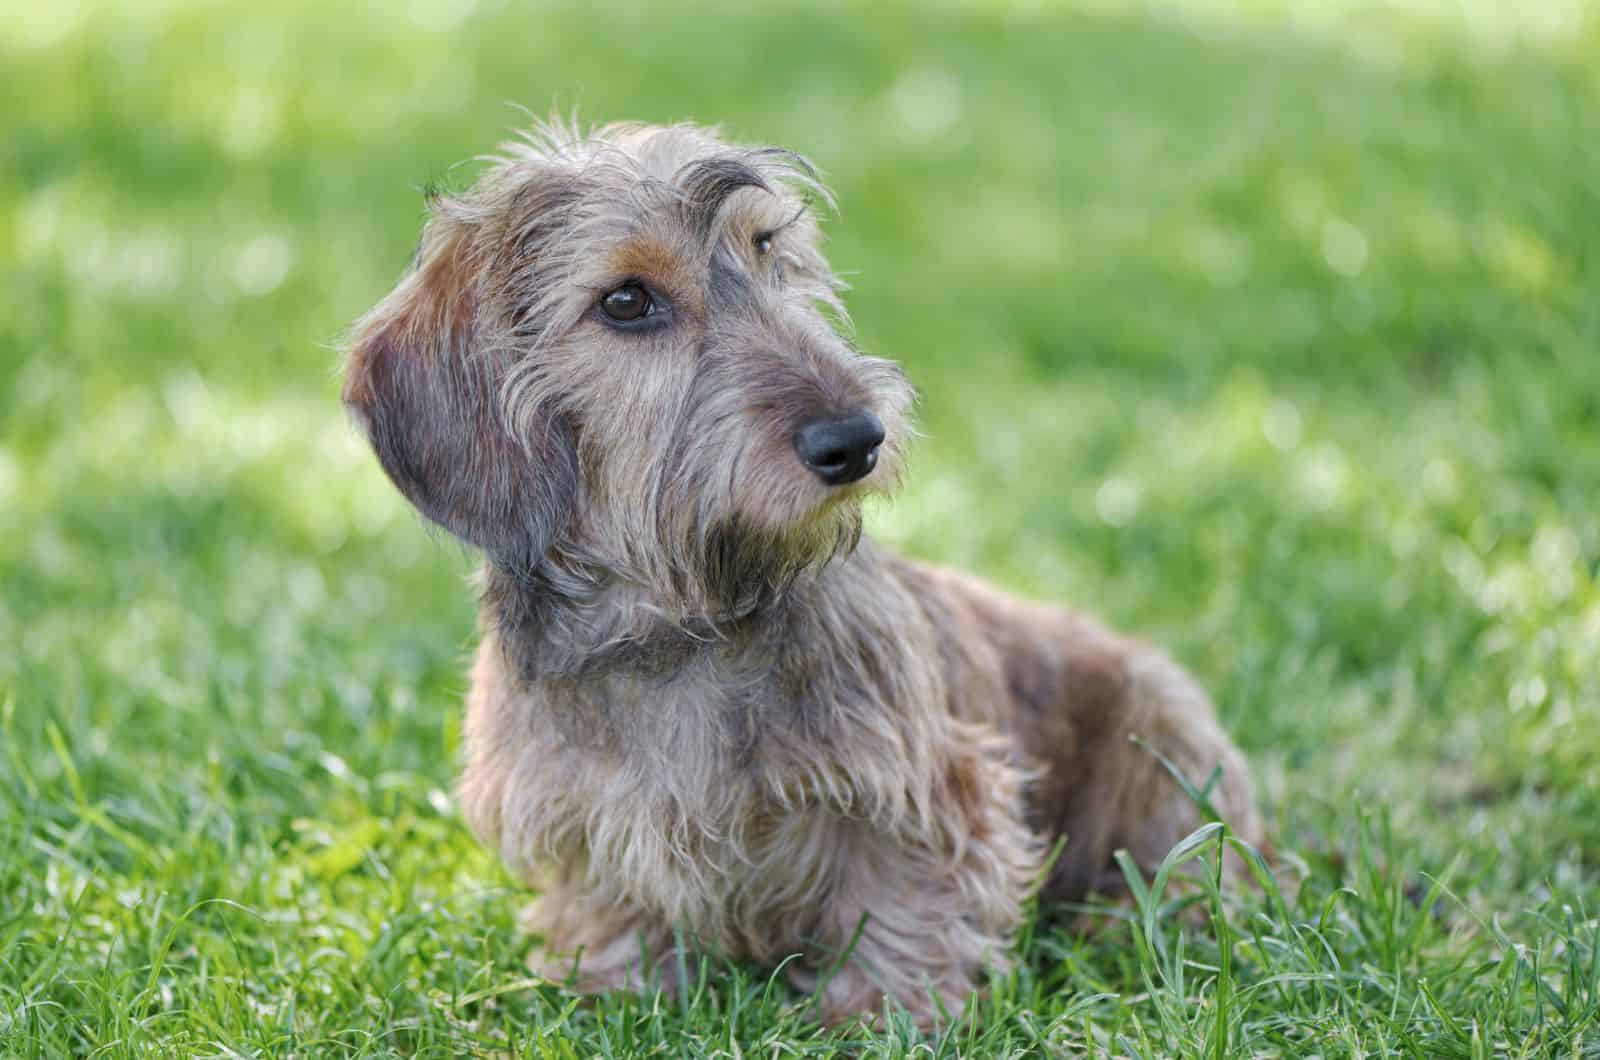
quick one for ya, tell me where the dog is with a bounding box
[341,119,1263,1026]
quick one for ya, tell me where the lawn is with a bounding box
[3,0,1598,1054]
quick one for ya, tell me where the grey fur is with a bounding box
[342,119,1264,1027]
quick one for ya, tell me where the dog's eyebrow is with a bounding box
[676,156,771,239]
[757,203,809,239]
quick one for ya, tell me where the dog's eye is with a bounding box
[754,232,774,255]
[600,283,652,322]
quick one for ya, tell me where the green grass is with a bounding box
[3,0,1599,1054]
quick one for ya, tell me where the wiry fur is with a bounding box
[342,119,1263,1026]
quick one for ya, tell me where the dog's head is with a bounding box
[343,120,914,616]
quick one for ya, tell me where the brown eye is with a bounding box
[600,283,651,322]
[755,233,774,255]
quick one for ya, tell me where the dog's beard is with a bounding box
[691,503,864,620]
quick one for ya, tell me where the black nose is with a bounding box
[794,411,886,486]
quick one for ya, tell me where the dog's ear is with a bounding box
[342,215,577,573]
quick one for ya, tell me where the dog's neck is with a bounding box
[477,540,921,774]
[479,551,829,684]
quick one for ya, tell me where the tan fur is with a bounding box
[343,119,1263,1027]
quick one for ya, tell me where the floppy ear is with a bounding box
[342,216,577,573]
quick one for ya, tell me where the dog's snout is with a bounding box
[794,411,885,486]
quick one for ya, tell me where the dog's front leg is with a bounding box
[792,726,1045,1028]
[519,880,686,997]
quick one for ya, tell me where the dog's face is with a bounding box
[343,122,914,615]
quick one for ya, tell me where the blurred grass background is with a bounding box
[3,0,1598,1054]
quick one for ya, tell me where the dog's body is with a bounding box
[344,120,1261,1025]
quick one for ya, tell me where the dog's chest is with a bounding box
[539,665,845,927]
